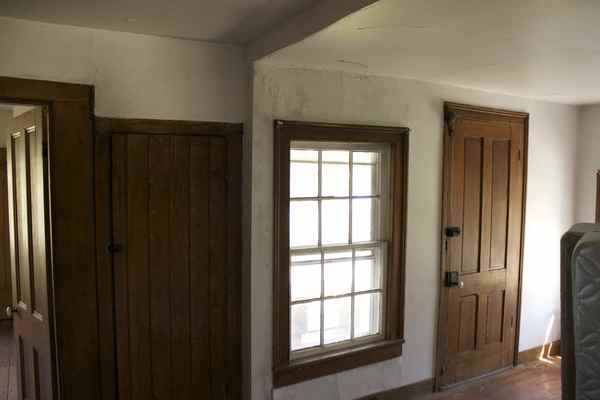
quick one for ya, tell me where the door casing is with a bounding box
[434,102,529,390]
[0,76,95,400]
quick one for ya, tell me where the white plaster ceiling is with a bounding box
[261,0,600,105]
[0,0,318,44]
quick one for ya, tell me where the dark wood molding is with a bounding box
[357,378,435,400]
[517,340,561,365]
[596,170,600,223]
[273,120,409,387]
[95,117,243,137]
[444,102,529,122]
[434,102,529,390]
[275,339,404,388]
[0,76,96,400]
[0,76,92,103]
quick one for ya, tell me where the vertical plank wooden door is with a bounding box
[6,108,54,400]
[0,149,13,319]
[111,132,241,400]
[437,104,527,388]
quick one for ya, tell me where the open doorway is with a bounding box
[0,103,48,399]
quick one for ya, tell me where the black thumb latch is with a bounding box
[445,226,461,237]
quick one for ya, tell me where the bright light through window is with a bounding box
[289,142,390,356]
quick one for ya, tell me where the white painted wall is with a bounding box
[251,65,578,400]
[576,105,600,222]
[0,17,247,122]
[0,110,10,144]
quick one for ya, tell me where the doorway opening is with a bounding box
[0,102,47,399]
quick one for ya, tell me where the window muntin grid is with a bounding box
[289,142,390,358]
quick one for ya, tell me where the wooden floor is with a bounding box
[0,320,562,400]
[0,320,15,400]
[422,359,561,400]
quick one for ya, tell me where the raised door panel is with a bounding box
[461,138,483,275]
[489,140,510,271]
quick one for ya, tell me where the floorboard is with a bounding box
[423,359,561,400]
[0,320,15,400]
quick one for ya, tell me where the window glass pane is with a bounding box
[291,301,322,351]
[291,263,321,301]
[352,198,378,243]
[291,149,318,162]
[322,163,349,197]
[322,150,349,163]
[355,258,381,292]
[354,292,381,338]
[290,162,318,198]
[353,151,377,164]
[322,199,349,245]
[324,297,351,344]
[290,200,319,248]
[352,164,376,196]
[324,260,352,297]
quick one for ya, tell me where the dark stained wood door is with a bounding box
[0,149,12,319]
[436,103,527,388]
[6,108,55,400]
[111,132,241,400]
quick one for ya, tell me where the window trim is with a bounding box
[273,120,409,387]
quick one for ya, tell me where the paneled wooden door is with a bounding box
[6,108,55,400]
[0,149,13,319]
[110,129,241,400]
[436,103,527,388]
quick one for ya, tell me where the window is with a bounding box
[289,144,389,356]
[273,121,409,387]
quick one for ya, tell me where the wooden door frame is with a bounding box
[94,117,244,400]
[434,102,529,391]
[595,170,600,223]
[0,76,95,400]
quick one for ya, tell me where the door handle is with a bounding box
[445,272,464,288]
[5,306,17,318]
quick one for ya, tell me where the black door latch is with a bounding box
[107,242,123,254]
[445,226,461,237]
[445,271,460,287]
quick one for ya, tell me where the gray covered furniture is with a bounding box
[561,223,600,400]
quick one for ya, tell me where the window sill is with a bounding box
[273,338,405,388]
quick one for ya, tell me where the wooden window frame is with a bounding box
[273,120,409,387]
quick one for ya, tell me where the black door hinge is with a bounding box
[42,143,49,159]
[107,242,123,254]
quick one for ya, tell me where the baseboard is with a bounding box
[518,340,561,364]
[357,378,434,400]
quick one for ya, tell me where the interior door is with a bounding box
[0,149,12,319]
[437,104,526,388]
[111,132,241,400]
[6,108,54,400]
